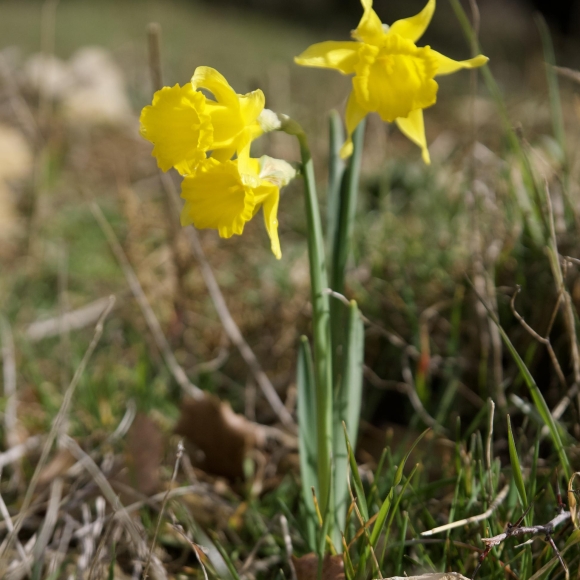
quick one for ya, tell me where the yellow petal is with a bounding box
[259,184,282,259]
[433,51,488,76]
[191,66,238,107]
[180,158,255,238]
[239,89,266,125]
[210,146,236,163]
[353,39,439,122]
[139,83,213,174]
[295,41,360,75]
[395,109,431,164]
[354,0,385,46]
[388,0,436,43]
[236,144,254,176]
[206,102,243,149]
[340,91,368,158]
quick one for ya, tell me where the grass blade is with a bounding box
[343,422,369,522]
[507,414,528,510]
[370,428,429,547]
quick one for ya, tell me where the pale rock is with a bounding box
[62,46,131,125]
[0,124,32,241]
[21,53,72,100]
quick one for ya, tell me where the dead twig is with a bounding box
[510,286,567,389]
[25,296,116,342]
[474,506,570,579]
[421,483,509,536]
[143,440,184,579]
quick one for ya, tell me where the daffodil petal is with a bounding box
[239,89,266,125]
[433,51,488,76]
[210,146,236,162]
[295,41,361,75]
[236,144,253,176]
[191,66,239,107]
[354,0,385,45]
[180,158,255,237]
[395,109,431,164]
[260,185,282,259]
[139,83,212,174]
[206,102,243,149]
[340,91,368,158]
[388,0,436,43]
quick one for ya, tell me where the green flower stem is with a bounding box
[280,117,334,539]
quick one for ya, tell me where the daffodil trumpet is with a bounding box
[295,0,488,163]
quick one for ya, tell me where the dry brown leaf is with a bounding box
[175,395,257,480]
[126,412,163,495]
[292,553,344,580]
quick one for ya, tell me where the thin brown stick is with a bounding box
[147,23,163,93]
[421,483,509,536]
[401,353,445,432]
[142,440,184,579]
[481,509,570,547]
[25,296,116,342]
[0,296,115,565]
[510,286,567,389]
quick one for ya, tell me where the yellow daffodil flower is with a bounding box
[295,0,488,163]
[140,67,266,175]
[180,148,296,259]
